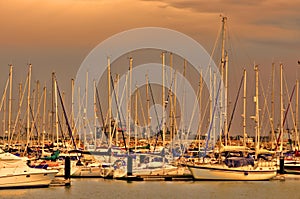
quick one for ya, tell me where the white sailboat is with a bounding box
[0,149,58,188]
[187,17,277,181]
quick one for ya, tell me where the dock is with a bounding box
[116,174,193,181]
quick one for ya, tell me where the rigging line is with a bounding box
[204,80,221,157]
[275,83,296,150]
[0,77,9,111]
[152,70,177,151]
[110,73,126,127]
[23,89,44,155]
[227,71,244,132]
[29,104,39,143]
[57,112,66,146]
[137,88,147,131]
[259,72,274,137]
[110,73,127,151]
[283,73,298,134]
[55,78,77,150]
[9,76,28,145]
[148,81,162,151]
[95,87,108,147]
[96,87,106,133]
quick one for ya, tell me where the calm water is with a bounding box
[1,178,300,199]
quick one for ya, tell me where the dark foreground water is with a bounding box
[1,177,299,199]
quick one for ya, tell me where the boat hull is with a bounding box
[188,164,277,181]
[0,169,58,188]
[284,162,300,174]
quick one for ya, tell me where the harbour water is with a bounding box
[1,178,300,199]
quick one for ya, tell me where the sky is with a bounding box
[0,0,300,136]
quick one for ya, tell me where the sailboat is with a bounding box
[0,149,58,188]
[186,17,277,181]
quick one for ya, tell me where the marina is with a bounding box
[0,16,300,188]
[0,1,300,198]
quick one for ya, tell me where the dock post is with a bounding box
[279,155,284,174]
[65,156,71,180]
[127,155,133,176]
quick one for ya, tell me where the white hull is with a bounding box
[0,169,57,188]
[188,164,277,181]
[113,165,179,178]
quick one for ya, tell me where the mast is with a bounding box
[197,70,203,149]
[42,86,46,154]
[209,66,213,146]
[162,52,166,148]
[134,85,138,152]
[296,80,299,150]
[169,53,173,143]
[127,57,133,149]
[71,79,75,136]
[108,57,112,148]
[8,65,13,145]
[254,65,260,160]
[173,71,178,140]
[36,80,40,145]
[26,64,32,150]
[213,72,217,148]
[224,53,229,145]
[271,63,275,150]
[17,83,23,145]
[243,69,247,148]
[220,16,228,146]
[54,74,59,146]
[146,74,151,142]
[84,71,88,149]
[280,64,284,152]
[94,80,97,149]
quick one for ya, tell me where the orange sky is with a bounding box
[1,0,299,78]
[0,0,299,134]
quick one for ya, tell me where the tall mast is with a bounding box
[169,53,173,143]
[51,72,55,143]
[224,53,229,145]
[173,71,177,138]
[182,59,186,138]
[134,85,138,152]
[42,86,46,153]
[71,79,75,135]
[197,70,203,149]
[27,64,32,149]
[213,72,217,148]
[8,65,13,145]
[127,57,133,149]
[17,83,23,145]
[108,57,112,148]
[54,74,59,146]
[243,69,247,148]
[84,71,88,149]
[296,80,299,150]
[271,63,275,149]
[220,16,227,146]
[280,64,284,152]
[162,52,166,148]
[36,80,40,145]
[221,16,227,70]
[254,65,260,160]
[209,66,213,146]
[146,73,150,142]
[93,80,97,149]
